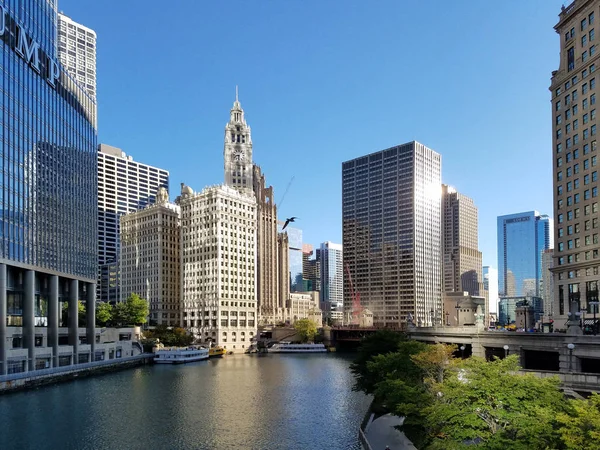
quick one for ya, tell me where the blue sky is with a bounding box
[60,0,566,268]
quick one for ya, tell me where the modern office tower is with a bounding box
[342,141,443,328]
[441,185,483,297]
[280,224,304,292]
[224,88,253,195]
[483,266,499,314]
[120,188,180,326]
[302,244,321,292]
[179,184,257,351]
[57,13,97,103]
[542,249,555,319]
[97,144,169,303]
[551,1,600,329]
[319,242,344,318]
[253,164,284,325]
[497,212,553,303]
[0,0,97,375]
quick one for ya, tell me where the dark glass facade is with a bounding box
[0,0,97,280]
[497,212,552,299]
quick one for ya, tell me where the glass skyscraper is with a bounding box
[0,0,98,375]
[497,212,553,298]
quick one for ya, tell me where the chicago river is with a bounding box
[0,354,371,450]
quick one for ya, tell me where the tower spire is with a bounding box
[236,85,239,102]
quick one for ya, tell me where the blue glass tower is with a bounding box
[0,0,97,375]
[497,211,553,298]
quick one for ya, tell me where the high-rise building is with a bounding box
[253,164,287,325]
[551,1,600,328]
[542,249,555,319]
[57,13,97,103]
[441,185,483,297]
[0,0,98,374]
[497,212,553,301]
[120,188,180,326]
[302,244,321,292]
[342,141,443,328]
[483,266,499,314]
[97,144,169,303]
[179,95,258,351]
[280,224,304,292]
[319,242,344,317]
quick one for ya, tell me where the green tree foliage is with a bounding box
[294,318,317,343]
[95,302,112,326]
[62,300,86,325]
[350,329,407,394]
[143,325,193,347]
[556,393,600,450]
[113,293,149,326]
[423,356,569,449]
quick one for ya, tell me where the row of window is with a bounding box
[564,11,595,42]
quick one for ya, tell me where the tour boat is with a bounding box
[154,346,209,364]
[268,342,328,353]
[209,346,226,358]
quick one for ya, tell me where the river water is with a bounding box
[0,354,371,450]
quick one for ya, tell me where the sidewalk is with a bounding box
[364,413,418,450]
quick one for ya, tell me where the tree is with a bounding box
[143,325,193,347]
[294,318,317,343]
[350,329,408,394]
[423,355,569,449]
[411,343,457,384]
[95,302,112,326]
[62,300,86,325]
[113,294,149,326]
[556,393,600,450]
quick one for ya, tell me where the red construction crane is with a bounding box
[345,263,362,325]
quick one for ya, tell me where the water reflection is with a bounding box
[0,354,370,450]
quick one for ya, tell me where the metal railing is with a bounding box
[0,353,153,384]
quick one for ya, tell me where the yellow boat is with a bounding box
[209,346,226,358]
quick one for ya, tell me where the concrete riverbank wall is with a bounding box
[0,354,154,394]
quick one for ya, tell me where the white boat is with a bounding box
[154,346,209,364]
[268,342,328,353]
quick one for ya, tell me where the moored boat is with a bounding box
[209,346,226,358]
[268,343,327,353]
[154,346,209,364]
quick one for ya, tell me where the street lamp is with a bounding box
[430,309,434,327]
[590,301,600,336]
[503,345,509,358]
[455,303,460,326]
[445,311,450,326]
[460,345,466,359]
[567,343,575,372]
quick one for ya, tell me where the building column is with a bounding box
[69,279,79,363]
[0,264,6,375]
[48,275,59,368]
[23,270,35,372]
[86,282,96,358]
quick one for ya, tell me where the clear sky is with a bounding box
[60,0,566,268]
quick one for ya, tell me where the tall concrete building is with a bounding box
[319,242,344,318]
[278,224,304,292]
[277,233,291,322]
[0,0,98,374]
[120,188,180,326]
[441,185,483,297]
[342,141,443,328]
[253,164,287,325]
[180,95,258,351]
[97,144,169,303]
[497,212,553,301]
[551,1,600,329]
[57,13,97,103]
[483,266,499,314]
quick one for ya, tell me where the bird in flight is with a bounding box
[282,217,298,230]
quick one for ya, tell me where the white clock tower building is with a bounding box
[224,88,253,192]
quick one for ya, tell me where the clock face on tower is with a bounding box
[233,147,244,162]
